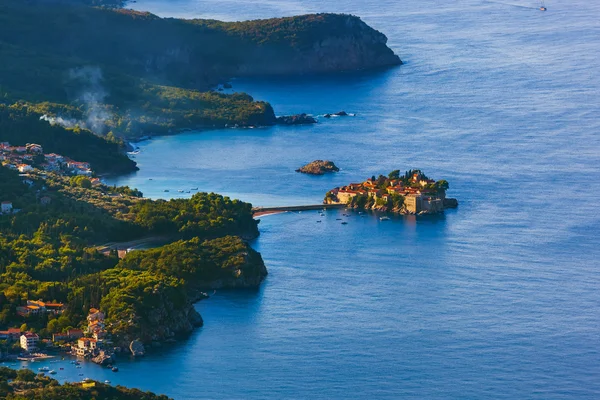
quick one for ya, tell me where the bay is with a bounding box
[22,0,600,398]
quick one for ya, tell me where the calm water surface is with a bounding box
[48,0,600,398]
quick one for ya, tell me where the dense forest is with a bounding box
[0,367,171,400]
[0,0,399,137]
[0,167,264,344]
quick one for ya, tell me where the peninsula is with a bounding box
[325,169,458,214]
[0,0,401,138]
[0,161,266,364]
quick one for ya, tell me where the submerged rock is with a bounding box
[296,160,340,175]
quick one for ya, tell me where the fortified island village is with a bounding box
[324,170,458,214]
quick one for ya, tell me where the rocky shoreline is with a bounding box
[346,197,459,215]
[115,245,267,357]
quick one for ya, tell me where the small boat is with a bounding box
[191,187,198,190]
[59,368,64,370]
[316,220,321,223]
[164,189,169,192]
[336,218,342,220]
[112,367,119,372]
[83,377,92,382]
[49,370,56,375]
[76,366,82,369]
[341,221,348,225]
[178,190,184,193]
[78,373,84,376]
[539,0,546,10]
[148,178,153,180]
[379,216,390,221]
[105,380,111,384]
[38,367,50,372]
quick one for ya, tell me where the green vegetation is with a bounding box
[118,236,266,288]
[0,0,399,137]
[0,167,262,344]
[0,366,171,399]
[130,194,257,239]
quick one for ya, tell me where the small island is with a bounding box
[324,169,458,215]
[296,160,340,175]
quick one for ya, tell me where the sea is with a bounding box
[6,0,600,398]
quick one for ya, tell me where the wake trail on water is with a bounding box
[483,0,539,10]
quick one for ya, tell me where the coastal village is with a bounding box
[0,141,102,215]
[0,141,93,178]
[0,303,116,368]
[0,142,107,365]
[325,170,456,214]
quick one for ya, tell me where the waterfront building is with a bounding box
[20,332,39,352]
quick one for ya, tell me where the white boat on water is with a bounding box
[38,367,50,372]
[49,370,56,375]
[379,216,390,221]
[105,380,111,384]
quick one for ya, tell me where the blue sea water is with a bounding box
[11,0,600,398]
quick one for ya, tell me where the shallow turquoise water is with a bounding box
[36,0,600,398]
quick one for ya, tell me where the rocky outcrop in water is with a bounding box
[276,114,317,125]
[324,111,352,118]
[296,160,340,175]
[92,350,115,365]
[443,198,459,208]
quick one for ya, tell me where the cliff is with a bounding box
[201,14,402,76]
[109,236,268,347]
